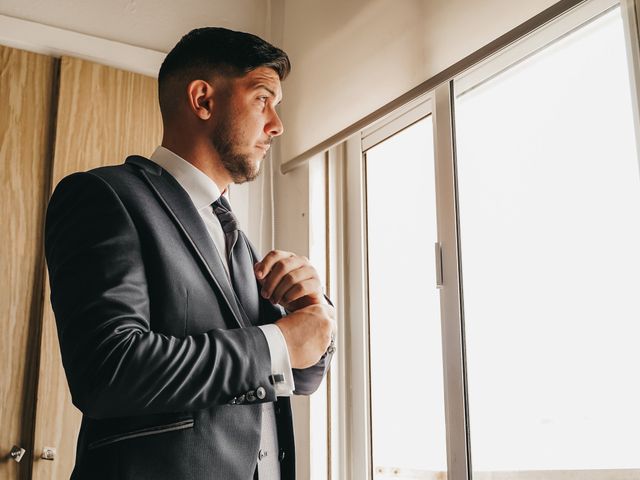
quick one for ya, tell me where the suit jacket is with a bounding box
[44,155,332,480]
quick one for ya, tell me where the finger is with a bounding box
[282,278,322,306]
[270,266,315,305]
[285,297,309,312]
[261,256,307,299]
[254,250,292,280]
[273,269,320,305]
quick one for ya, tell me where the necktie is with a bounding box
[212,195,260,323]
[212,195,281,480]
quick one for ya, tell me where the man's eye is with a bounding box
[258,96,268,103]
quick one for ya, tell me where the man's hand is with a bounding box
[274,303,336,369]
[254,250,324,311]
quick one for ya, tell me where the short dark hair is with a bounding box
[158,27,290,119]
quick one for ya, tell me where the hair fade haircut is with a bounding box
[158,27,291,119]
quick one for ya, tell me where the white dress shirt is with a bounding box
[150,145,295,396]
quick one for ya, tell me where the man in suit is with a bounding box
[44,27,335,480]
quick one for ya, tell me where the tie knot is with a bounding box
[212,197,238,233]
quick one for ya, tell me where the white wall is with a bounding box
[0,0,267,53]
[277,0,560,163]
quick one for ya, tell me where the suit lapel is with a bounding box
[125,155,248,329]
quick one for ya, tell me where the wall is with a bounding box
[0,0,267,53]
[277,0,561,163]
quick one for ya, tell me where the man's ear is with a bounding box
[186,79,214,120]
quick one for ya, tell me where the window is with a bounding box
[326,0,640,478]
[455,3,640,474]
[365,114,448,478]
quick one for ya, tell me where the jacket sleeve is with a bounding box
[291,294,335,395]
[292,350,333,395]
[45,171,274,419]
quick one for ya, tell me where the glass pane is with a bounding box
[455,6,640,476]
[366,116,448,479]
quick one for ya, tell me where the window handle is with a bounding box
[435,242,444,288]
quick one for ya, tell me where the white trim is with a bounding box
[621,0,640,173]
[334,135,373,480]
[309,153,329,480]
[433,81,470,480]
[327,145,347,480]
[361,95,433,152]
[455,0,618,95]
[0,14,165,77]
[328,140,350,480]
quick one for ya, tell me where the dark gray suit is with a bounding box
[44,155,331,480]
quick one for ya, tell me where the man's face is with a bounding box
[210,66,284,184]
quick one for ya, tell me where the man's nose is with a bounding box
[266,110,284,137]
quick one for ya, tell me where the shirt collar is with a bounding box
[149,145,223,210]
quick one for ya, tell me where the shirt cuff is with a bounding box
[258,324,295,396]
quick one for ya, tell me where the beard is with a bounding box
[210,117,264,184]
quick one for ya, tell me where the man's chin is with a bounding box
[231,160,262,184]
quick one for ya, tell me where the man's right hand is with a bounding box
[275,303,336,369]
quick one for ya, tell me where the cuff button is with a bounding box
[256,386,266,399]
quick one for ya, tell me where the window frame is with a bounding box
[322,0,640,479]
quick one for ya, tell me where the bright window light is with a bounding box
[455,6,640,472]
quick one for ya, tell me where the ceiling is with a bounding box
[0,0,269,52]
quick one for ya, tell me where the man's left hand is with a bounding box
[254,250,324,311]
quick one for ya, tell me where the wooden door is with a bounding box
[0,45,56,480]
[31,56,162,480]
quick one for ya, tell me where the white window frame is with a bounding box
[327,88,470,480]
[323,0,640,479]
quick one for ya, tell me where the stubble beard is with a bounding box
[211,119,264,185]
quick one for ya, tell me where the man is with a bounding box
[45,27,335,480]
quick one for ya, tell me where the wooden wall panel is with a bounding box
[0,45,55,480]
[32,56,162,480]
[30,288,81,480]
[50,55,163,184]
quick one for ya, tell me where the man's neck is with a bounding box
[160,139,231,193]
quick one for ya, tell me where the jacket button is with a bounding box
[279,448,285,461]
[256,386,266,399]
[246,390,256,402]
[258,449,268,461]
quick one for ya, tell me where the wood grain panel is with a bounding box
[50,55,163,183]
[32,56,162,480]
[0,45,55,480]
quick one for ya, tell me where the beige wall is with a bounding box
[277,0,559,163]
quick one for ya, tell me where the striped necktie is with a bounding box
[211,195,260,323]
